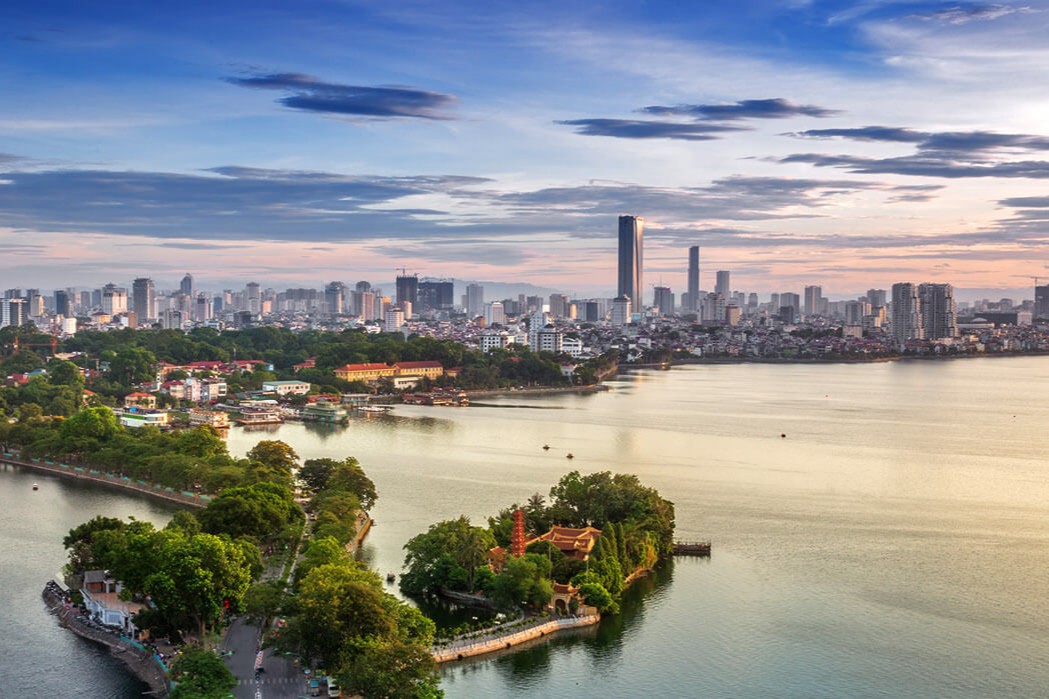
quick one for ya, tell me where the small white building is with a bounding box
[262,380,311,396]
[81,570,145,635]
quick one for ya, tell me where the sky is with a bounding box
[4,0,1049,299]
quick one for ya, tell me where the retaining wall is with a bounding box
[432,614,599,663]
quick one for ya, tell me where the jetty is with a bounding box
[672,540,712,556]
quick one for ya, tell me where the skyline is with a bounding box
[4,2,1049,293]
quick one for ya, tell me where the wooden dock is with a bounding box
[672,541,712,556]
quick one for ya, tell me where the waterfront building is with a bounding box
[262,380,311,396]
[919,283,958,340]
[1035,284,1049,321]
[528,308,550,350]
[334,363,397,383]
[618,215,644,313]
[714,271,731,301]
[891,282,923,342]
[188,408,230,429]
[687,246,700,312]
[393,361,445,380]
[116,407,170,429]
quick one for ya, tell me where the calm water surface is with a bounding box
[0,463,177,698]
[4,358,1049,697]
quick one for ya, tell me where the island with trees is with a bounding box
[400,470,675,658]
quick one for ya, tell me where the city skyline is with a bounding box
[4,2,1049,293]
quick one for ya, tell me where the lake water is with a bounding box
[4,358,1049,697]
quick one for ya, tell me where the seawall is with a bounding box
[42,584,170,697]
[431,614,599,663]
[1,452,207,509]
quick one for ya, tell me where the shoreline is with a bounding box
[0,453,206,509]
[621,350,1049,370]
[42,583,170,697]
[431,613,600,663]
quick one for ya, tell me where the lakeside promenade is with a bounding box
[432,613,600,663]
[0,451,208,509]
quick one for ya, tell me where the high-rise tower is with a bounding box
[180,273,194,298]
[715,271,731,299]
[891,282,922,343]
[617,215,644,314]
[918,283,958,340]
[132,278,155,321]
[687,246,700,312]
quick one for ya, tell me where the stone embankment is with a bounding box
[42,582,170,697]
[431,614,599,663]
[1,451,207,509]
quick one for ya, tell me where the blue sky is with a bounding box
[3,0,1049,297]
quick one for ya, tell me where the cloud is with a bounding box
[0,153,23,165]
[227,72,457,120]
[783,126,1049,178]
[559,97,838,140]
[910,4,1037,25]
[999,196,1049,208]
[641,98,839,121]
[555,119,746,141]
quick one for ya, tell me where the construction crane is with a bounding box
[4,335,59,356]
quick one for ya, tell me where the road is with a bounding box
[222,616,309,699]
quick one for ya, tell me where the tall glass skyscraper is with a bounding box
[618,215,643,313]
[687,246,700,311]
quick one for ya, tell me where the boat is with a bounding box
[386,573,396,583]
[32,483,39,491]
[566,453,574,459]
[542,444,550,450]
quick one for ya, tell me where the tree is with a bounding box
[299,457,337,492]
[197,482,300,541]
[341,639,443,699]
[58,406,118,454]
[490,554,553,611]
[109,346,157,386]
[242,581,284,623]
[284,562,391,670]
[578,582,618,615]
[401,517,495,596]
[169,646,237,699]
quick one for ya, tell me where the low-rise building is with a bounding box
[187,408,230,428]
[262,380,311,396]
[116,407,170,429]
[334,362,397,383]
[123,392,157,410]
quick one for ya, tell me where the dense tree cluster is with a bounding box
[402,471,674,615]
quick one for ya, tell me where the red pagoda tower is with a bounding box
[510,509,527,557]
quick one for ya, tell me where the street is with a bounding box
[222,616,309,699]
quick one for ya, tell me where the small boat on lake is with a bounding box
[32,483,39,490]
[566,453,574,459]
